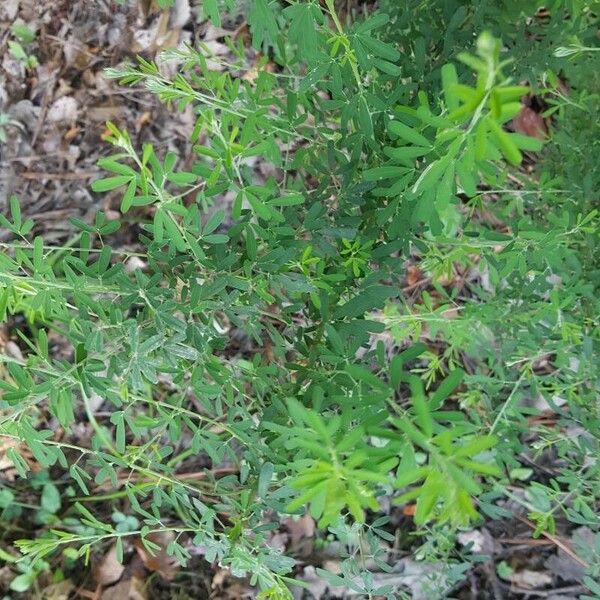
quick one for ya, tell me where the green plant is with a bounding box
[1,1,598,597]
[7,23,38,70]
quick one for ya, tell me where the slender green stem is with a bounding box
[490,370,528,434]
[324,0,363,91]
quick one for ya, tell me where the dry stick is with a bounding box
[17,171,99,180]
[93,466,238,492]
[515,514,589,568]
[509,585,587,598]
[501,537,553,545]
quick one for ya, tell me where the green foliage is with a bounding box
[389,373,500,526]
[283,398,395,527]
[7,21,38,69]
[0,1,598,597]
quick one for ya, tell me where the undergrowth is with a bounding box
[0,1,599,598]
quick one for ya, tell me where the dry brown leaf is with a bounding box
[101,575,147,600]
[0,566,14,591]
[0,436,39,481]
[138,0,155,21]
[211,567,250,598]
[47,96,79,124]
[94,543,125,587]
[135,111,152,132]
[441,308,460,320]
[233,21,250,44]
[546,549,586,583]
[405,265,423,288]
[242,67,259,84]
[509,568,553,589]
[40,579,75,600]
[261,340,275,364]
[134,531,179,581]
[63,39,94,71]
[267,532,289,551]
[211,568,227,589]
[282,513,315,557]
[88,106,124,122]
[63,126,80,142]
[283,514,315,546]
[511,104,547,139]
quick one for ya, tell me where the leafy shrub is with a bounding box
[0,1,598,597]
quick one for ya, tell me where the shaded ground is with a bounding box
[0,0,225,244]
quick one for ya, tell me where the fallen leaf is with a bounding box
[0,0,19,19]
[457,528,494,554]
[170,0,191,29]
[545,526,593,583]
[267,532,288,551]
[47,97,79,124]
[63,39,93,70]
[242,67,259,84]
[63,126,80,141]
[284,513,315,546]
[135,111,152,132]
[511,104,547,139]
[101,575,147,600]
[405,265,423,288]
[0,566,14,591]
[281,514,315,557]
[88,106,124,122]
[509,569,553,589]
[94,543,125,587]
[134,531,179,581]
[4,341,24,361]
[545,550,586,583]
[125,257,148,274]
[40,579,75,600]
[0,436,39,481]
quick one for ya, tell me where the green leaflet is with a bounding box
[387,119,431,147]
[488,118,522,165]
[247,0,280,50]
[284,2,322,62]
